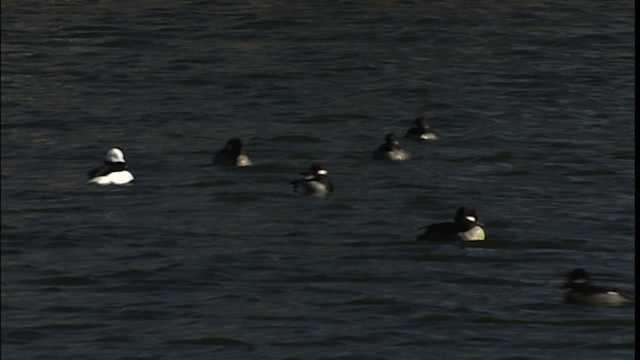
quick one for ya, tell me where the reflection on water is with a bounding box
[1,1,634,359]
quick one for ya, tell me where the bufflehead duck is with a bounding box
[404,116,438,140]
[86,147,134,185]
[417,207,485,241]
[214,137,252,167]
[290,162,333,197]
[564,269,634,306]
[373,133,411,161]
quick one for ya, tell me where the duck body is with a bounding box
[404,117,438,141]
[86,148,134,185]
[214,138,252,167]
[373,133,411,161]
[290,162,333,197]
[417,207,485,241]
[564,269,634,306]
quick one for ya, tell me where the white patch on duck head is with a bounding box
[105,148,125,163]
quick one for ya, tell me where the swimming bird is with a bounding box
[417,207,485,241]
[564,269,634,306]
[86,147,134,185]
[213,137,252,167]
[290,162,333,197]
[373,133,411,161]
[404,116,438,140]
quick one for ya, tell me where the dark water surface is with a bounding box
[1,1,634,359]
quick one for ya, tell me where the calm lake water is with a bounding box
[1,1,635,359]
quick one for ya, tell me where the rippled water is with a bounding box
[1,1,634,359]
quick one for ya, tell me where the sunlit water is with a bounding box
[2,1,634,359]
